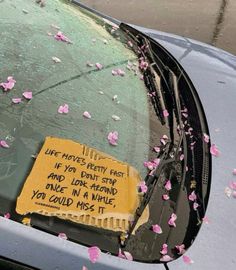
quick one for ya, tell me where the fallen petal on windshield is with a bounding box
[152,224,162,234]
[160,244,168,255]
[175,244,186,255]
[164,180,172,191]
[58,233,68,240]
[0,140,9,148]
[22,91,33,100]
[52,56,61,63]
[83,111,91,119]
[162,194,170,201]
[163,109,169,117]
[225,187,232,198]
[139,181,148,193]
[160,255,173,262]
[4,213,10,219]
[95,63,103,70]
[12,98,22,104]
[203,133,210,143]
[58,104,69,114]
[188,191,197,201]
[210,144,220,157]
[233,169,236,175]
[0,76,16,91]
[107,131,119,146]
[112,115,121,121]
[183,255,194,264]
[88,246,101,263]
[168,213,177,227]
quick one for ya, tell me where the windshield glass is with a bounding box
[0,0,211,264]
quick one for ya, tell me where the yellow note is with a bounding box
[16,137,146,232]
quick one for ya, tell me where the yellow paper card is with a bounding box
[16,137,144,232]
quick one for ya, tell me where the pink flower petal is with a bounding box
[83,111,91,119]
[229,181,236,190]
[139,181,148,193]
[58,104,69,114]
[160,255,173,262]
[12,98,22,104]
[153,146,160,153]
[54,31,72,43]
[233,169,236,175]
[4,213,10,219]
[0,76,16,91]
[112,69,118,76]
[175,244,186,255]
[82,266,88,270]
[203,133,210,143]
[152,224,162,234]
[163,109,169,118]
[22,91,32,100]
[193,202,199,210]
[162,194,170,201]
[232,191,236,198]
[58,233,67,240]
[168,213,177,227]
[95,63,103,70]
[180,154,184,161]
[88,246,101,264]
[202,216,210,224]
[188,191,197,201]
[160,244,168,255]
[127,41,133,48]
[117,69,125,76]
[0,140,9,148]
[183,255,194,264]
[210,144,220,157]
[107,131,119,146]
[164,180,172,191]
[123,251,133,261]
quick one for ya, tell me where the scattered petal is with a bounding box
[22,9,29,14]
[144,158,160,170]
[152,224,162,234]
[162,194,170,201]
[160,255,173,262]
[95,63,103,70]
[123,251,133,261]
[12,98,22,104]
[175,244,186,255]
[86,61,94,67]
[139,181,147,193]
[164,180,172,191]
[225,187,232,198]
[180,154,184,161]
[188,191,197,201]
[112,115,121,121]
[127,41,133,48]
[233,169,236,175]
[107,131,119,146]
[210,144,220,157]
[82,266,88,270]
[202,216,210,224]
[58,104,69,114]
[139,60,148,70]
[54,31,72,43]
[160,244,168,255]
[103,39,108,44]
[0,76,16,91]
[112,69,118,76]
[203,133,210,143]
[154,146,160,153]
[4,213,10,219]
[88,246,101,263]
[232,191,236,198]
[183,255,194,264]
[58,233,68,240]
[0,140,9,148]
[193,202,199,210]
[83,111,91,119]
[98,91,104,95]
[163,109,169,118]
[52,56,61,63]
[22,91,33,100]
[168,213,177,227]
[229,181,236,190]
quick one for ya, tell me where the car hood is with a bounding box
[134,25,236,270]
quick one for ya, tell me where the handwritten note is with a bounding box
[16,137,144,232]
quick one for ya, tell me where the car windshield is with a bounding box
[0,0,211,264]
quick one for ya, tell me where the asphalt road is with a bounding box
[81,0,236,55]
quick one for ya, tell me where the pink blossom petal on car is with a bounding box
[160,244,168,255]
[193,202,199,210]
[127,41,133,47]
[12,98,22,104]
[175,244,186,255]
[232,191,236,198]
[139,181,148,193]
[229,181,236,190]
[58,233,67,240]
[164,180,172,191]
[163,109,169,118]
[112,69,118,76]
[4,213,10,219]
[202,216,210,224]
[160,255,173,262]
[168,213,177,227]
[162,194,170,201]
[188,191,197,201]
[54,31,72,43]
[58,104,69,114]
[203,133,210,143]
[0,140,9,148]
[88,246,101,264]
[22,91,33,100]
[0,76,16,91]
[107,131,119,146]
[154,146,160,153]
[183,255,194,264]
[117,69,125,76]
[233,169,236,175]
[123,251,133,261]
[210,144,220,157]
[82,266,88,270]
[152,224,162,234]
[95,63,103,70]
[180,154,184,161]
[83,111,91,119]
